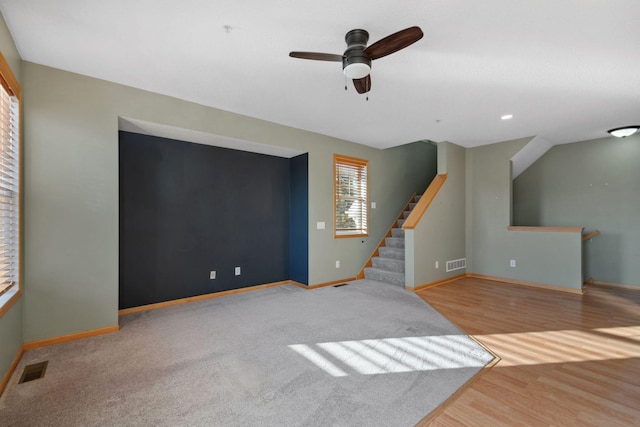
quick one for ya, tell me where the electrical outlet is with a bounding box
[317,222,325,230]
[235,266,241,276]
[510,259,516,268]
[435,261,439,269]
[210,271,216,280]
[336,260,340,268]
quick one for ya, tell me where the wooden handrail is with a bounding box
[507,226,584,233]
[402,174,448,230]
[582,230,600,241]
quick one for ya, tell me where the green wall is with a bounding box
[0,12,23,386]
[514,135,640,286]
[466,138,583,290]
[21,62,436,342]
[405,142,466,288]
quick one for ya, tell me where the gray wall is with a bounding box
[22,62,436,342]
[405,142,466,288]
[0,12,23,384]
[466,138,583,290]
[514,135,640,286]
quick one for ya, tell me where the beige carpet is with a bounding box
[0,280,493,426]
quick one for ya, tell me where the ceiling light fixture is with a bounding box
[342,54,371,80]
[607,126,640,138]
[501,114,513,120]
[343,63,371,79]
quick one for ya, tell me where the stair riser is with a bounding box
[378,247,404,260]
[372,257,405,273]
[385,237,405,248]
[364,267,405,287]
[391,228,404,238]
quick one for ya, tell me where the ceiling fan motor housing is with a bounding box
[345,29,369,47]
[343,29,372,79]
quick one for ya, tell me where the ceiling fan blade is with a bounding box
[353,75,372,94]
[364,26,423,60]
[289,52,344,62]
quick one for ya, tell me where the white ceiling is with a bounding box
[1,0,639,149]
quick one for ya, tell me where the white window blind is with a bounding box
[334,155,368,237]
[0,83,19,297]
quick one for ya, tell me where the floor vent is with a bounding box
[19,361,48,384]
[333,283,349,288]
[446,258,466,272]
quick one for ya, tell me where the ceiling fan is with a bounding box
[289,26,423,94]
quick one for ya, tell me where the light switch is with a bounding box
[371,202,376,209]
[317,221,325,230]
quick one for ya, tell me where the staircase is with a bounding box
[363,195,421,287]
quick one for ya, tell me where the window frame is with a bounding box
[334,154,368,238]
[0,51,22,319]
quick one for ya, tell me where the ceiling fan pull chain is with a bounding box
[366,78,370,101]
[344,75,348,91]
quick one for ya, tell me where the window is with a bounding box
[334,154,368,237]
[0,52,21,316]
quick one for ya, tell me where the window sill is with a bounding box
[335,232,368,239]
[0,286,21,319]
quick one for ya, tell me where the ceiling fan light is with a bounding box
[343,62,371,79]
[608,126,640,138]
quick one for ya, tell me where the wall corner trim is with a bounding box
[412,273,467,292]
[589,280,639,291]
[0,343,24,398]
[23,325,120,351]
[119,281,290,315]
[466,273,584,295]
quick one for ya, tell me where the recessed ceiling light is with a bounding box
[501,114,513,120]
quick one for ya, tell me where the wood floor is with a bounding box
[416,277,640,426]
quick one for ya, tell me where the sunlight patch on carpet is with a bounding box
[290,335,492,377]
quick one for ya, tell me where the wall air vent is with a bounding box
[446,258,466,272]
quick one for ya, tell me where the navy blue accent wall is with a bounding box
[289,153,309,284]
[119,131,294,309]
